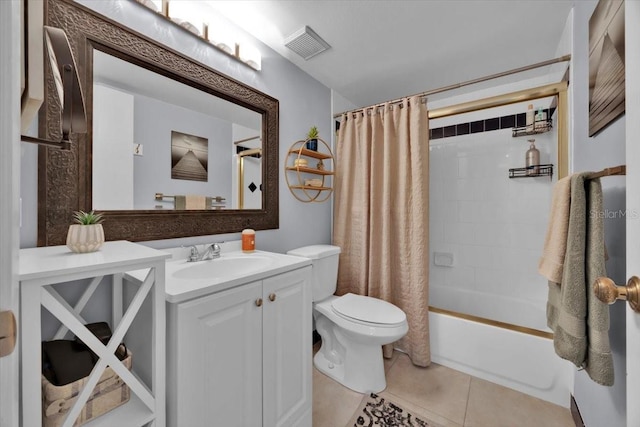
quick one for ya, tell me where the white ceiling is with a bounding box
[206,0,575,108]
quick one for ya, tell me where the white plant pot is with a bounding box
[66,224,105,253]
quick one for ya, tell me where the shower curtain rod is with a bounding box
[333,54,571,118]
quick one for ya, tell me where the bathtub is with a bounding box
[428,291,572,407]
[430,285,549,332]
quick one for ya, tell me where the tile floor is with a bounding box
[312,350,575,427]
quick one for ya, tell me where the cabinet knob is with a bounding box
[268,293,276,302]
[255,298,263,307]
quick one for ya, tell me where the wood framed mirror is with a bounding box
[39,0,279,245]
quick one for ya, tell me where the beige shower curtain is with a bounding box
[333,95,430,367]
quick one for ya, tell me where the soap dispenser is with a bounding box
[525,139,540,175]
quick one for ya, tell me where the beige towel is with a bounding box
[175,195,208,210]
[546,173,613,386]
[539,176,571,283]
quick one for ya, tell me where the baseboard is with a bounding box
[570,394,585,427]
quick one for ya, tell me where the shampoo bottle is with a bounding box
[526,104,534,132]
[525,139,540,175]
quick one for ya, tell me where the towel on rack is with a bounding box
[546,173,613,386]
[175,195,208,210]
[539,176,572,283]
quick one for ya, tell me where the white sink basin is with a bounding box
[138,249,312,303]
[170,254,275,281]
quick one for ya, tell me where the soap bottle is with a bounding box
[525,139,540,175]
[526,104,534,132]
[242,229,255,252]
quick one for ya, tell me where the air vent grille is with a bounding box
[284,26,331,60]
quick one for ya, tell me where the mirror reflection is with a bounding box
[92,50,262,211]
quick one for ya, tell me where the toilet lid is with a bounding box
[331,293,406,325]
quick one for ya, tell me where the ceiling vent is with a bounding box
[284,26,331,60]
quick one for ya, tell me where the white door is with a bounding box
[262,267,312,427]
[0,0,21,426]
[626,2,640,425]
[170,282,262,427]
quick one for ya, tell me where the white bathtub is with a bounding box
[430,284,549,332]
[429,309,572,407]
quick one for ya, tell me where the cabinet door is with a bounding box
[170,281,262,427]
[262,267,312,427]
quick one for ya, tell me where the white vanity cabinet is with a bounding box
[19,241,170,427]
[167,266,312,427]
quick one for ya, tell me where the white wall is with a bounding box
[93,84,134,210]
[568,2,627,426]
[20,0,333,253]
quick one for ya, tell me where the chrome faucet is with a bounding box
[186,243,222,262]
[187,245,201,262]
[201,243,222,260]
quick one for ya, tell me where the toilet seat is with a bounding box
[331,293,406,327]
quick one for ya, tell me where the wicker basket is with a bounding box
[42,349,132,427]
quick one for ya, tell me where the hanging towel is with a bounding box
[546,173,613,386]
[539,176,572,283]
[174,195,208,210]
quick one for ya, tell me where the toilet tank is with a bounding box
[287,245,341,301]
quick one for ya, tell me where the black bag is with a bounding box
[42,322,127,386]
[74,322,127,362]
[75,321,112,346]
[42,340,94,386]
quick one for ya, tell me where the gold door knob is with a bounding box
[255,298,263,307]
[268,293,276,302]
[593,276,640,312]
[0,310,17,357]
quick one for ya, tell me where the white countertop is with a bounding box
[19,240,170,281]
[129,250,311,303]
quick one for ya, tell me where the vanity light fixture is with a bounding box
[238,44,262,71]
[133,0,262,71]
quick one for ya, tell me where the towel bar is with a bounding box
[593,276,640,312]
[155,193,226,203]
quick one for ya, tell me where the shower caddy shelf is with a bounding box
[509,164,554,179]
[509,117,554,179]
[285,137,334,203]
[511,118,553,137]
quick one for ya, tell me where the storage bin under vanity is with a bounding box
[42,349,132,427]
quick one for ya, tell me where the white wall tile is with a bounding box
[429,220,445,245]
[429,124,554,331]
[457,201,478,223]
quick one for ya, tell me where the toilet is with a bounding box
[287,245,408,393]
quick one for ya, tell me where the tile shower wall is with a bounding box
[429,118,556,331]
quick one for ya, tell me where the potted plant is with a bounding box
[66,210,105,253]
[306,126,319,151]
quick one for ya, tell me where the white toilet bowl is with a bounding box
[286,245,409,393]
[312,293,408,393]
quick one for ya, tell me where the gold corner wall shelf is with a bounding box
[285,138,334,203]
